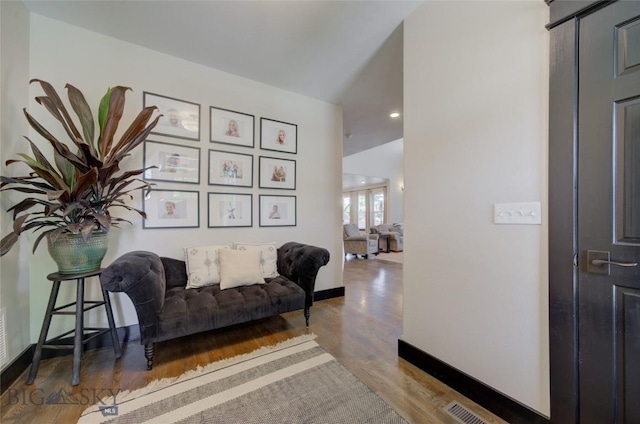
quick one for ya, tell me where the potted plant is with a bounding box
[0,79,160,274]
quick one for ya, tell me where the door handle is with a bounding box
[587,250,638,275]
[590,259,638,267]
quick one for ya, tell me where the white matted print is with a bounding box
[143,140,200,184]
[210,106,254,148]
[260,118,297,154]
[259,195,296,227]
[208,193,252,228]
[208,149,253,187]
[143,190,199,229]
[144,92,200,141]
[259,156,296,190]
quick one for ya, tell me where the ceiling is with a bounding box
[23,0,421,157]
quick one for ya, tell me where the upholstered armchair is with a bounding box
[343,224,379,258]
[371,224,404,252]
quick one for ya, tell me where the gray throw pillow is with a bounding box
[344,224,361,238]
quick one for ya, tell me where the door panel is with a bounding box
[615,97,640,242]
[616,17,640,76]
[578,2,640,423]
[616,288,640,423]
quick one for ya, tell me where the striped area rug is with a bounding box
[78,334,407,423]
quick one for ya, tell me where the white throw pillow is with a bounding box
[183,244,231,289]
[218,248,264,290]
[234,242,278,278]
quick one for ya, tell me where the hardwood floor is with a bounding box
[1,255,507,423]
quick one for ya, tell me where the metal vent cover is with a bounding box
[0,308,7,367]
[443,401,491,424]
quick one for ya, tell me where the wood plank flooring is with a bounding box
[0,255,507,423]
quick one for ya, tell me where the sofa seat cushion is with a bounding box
[344,235,367,241]
[155,276,305,342]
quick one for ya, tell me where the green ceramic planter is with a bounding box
[47,232,109,274]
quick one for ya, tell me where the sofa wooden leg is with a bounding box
[145,343,155,370]
[304,307,310,327]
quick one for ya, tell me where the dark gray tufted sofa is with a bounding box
[100,241,330,369]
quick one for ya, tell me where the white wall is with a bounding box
[0,0,32,367]
[20,14,343,339]
[343,138,404,223]
[403,1,549,416]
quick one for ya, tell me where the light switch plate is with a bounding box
[494,202,542,225]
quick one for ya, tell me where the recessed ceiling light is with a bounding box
[389,112,400,118]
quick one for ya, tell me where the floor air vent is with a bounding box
[443,401,490,424]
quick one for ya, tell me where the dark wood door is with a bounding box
[578,2,640,423]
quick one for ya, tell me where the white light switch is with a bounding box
[494,202,542,225]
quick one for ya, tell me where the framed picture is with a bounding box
[260,118,297,154]
[208,192,252,228]
[143,140,200,184]
[208,149,253,187]
[259,195,296,227]
[210,106,254,148]
[143,92,200,141]
[142,189,199,229]
[259,156,296,190]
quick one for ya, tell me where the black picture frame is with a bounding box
[142,189,200,229]
[143,140,200,184]
[259,156,296,190]
[210,106,255,148]
[259,195,296,227]
[208,149,254,187]
[207,192,253,228]
[143,92,201,141]
[260,117,297,154]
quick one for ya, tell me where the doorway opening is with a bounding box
[342,185,388,232]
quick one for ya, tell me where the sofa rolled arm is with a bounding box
[277,242,330,310]
[100,251,166,344]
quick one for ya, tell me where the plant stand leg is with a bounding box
[72,277,85,386]
[27,281,61,385]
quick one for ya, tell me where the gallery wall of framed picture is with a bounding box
[142,90,299,229]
